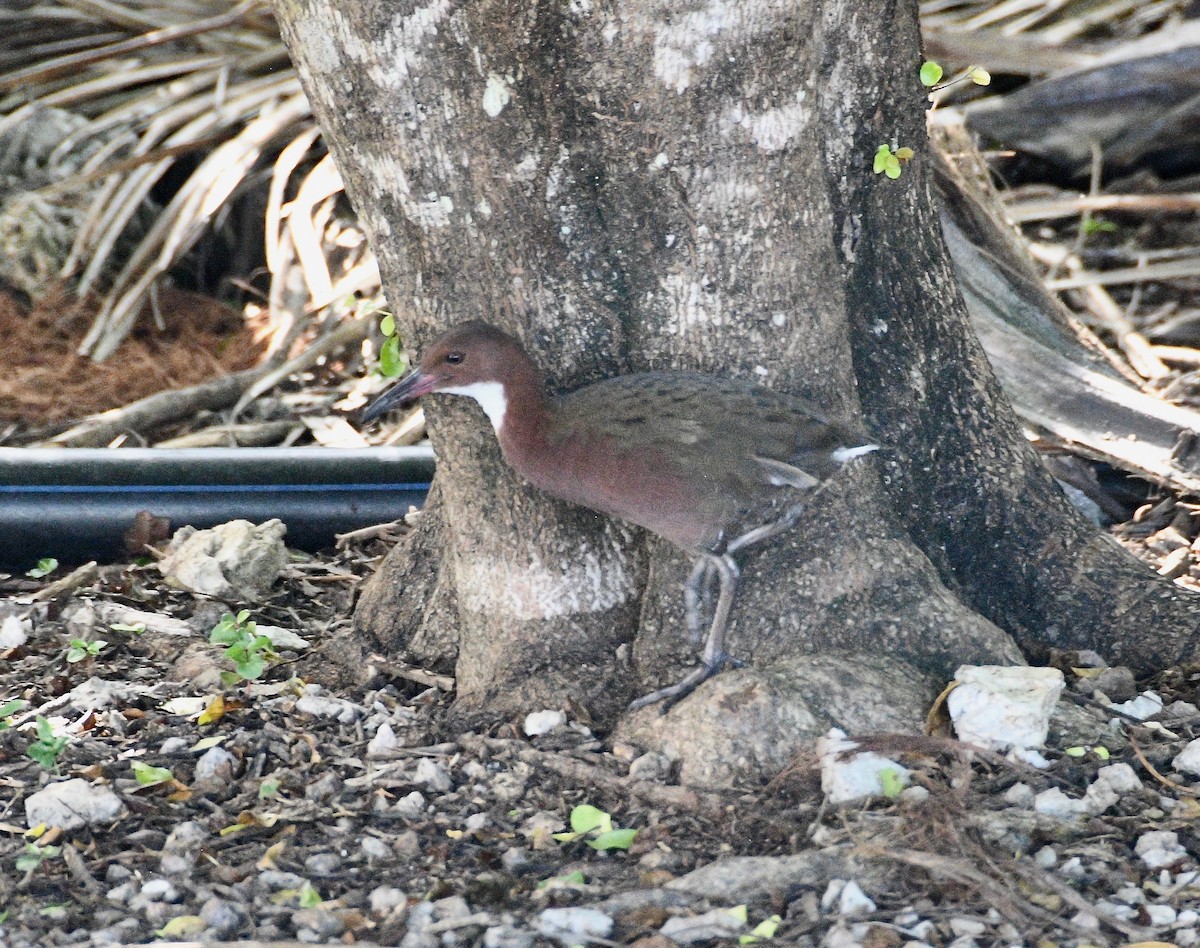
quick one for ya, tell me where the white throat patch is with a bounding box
[440,381,508,433]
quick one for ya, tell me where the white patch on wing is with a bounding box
[832,443,879,463]
[441,381,508,433]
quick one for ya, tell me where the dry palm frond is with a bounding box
[0,0,380,367]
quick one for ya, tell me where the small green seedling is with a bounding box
[66,638,106,664]
[741,913,783,944]
[378,313,406,378]
[297,881,324,907]
[921,59,991,92]
[1081,217,1117,235]
[0,698,27,731]
[27,717,69,770]
[259,777,282,799]
[210,611,277,684]
[553,804,638,851]
[874,144,914,179]
[109,622,146,635]
[15,841,60,873]
[132,761,174,787]
[26,558,58,579]
[1064,744,1110,761]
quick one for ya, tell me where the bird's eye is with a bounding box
[445,352,464,365]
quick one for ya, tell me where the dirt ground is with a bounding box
[4,525,1200,947]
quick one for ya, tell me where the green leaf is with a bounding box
[380,313,396,337]
[35,717,56,741]
[109,622,145,634]
[884,155,902,179]
[587,828,638,851]
[741,915,783,943]
[26,557,58,578]
[132,761,173,786]
[259,777,281,799]
[878,767,906,798]
[967,65,991,86]
[1064,746,1086,758]
[1094,745,1111,760]
[919,61,943,86]
[236,610,251,624]
[297,881,323,907]
[156,916,206,938]
[380,334,404,377]
[570,804,610,834]
[538,869,587,889]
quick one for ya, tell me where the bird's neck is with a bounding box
[461,362,555,466]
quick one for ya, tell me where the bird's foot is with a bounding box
[627,651,740,713]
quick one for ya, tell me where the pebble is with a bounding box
[25,779,125,830]
[536,907,614,945]
[482,923,535,948]
[1136,830,1189,869]
[396,790,428,818]
[199,897,245,936]
[838,881,876,915]
[659,908,746,943]
[369,885,407,915]
[292,907,345,941]
[1033,846,1057,868]
[1175,739,1200,777]
[949,918,986,937]
[1002,783,1034,807]
[1179,931,1199,948]
[413,758,453,792]
[193,746,237,786]
[139,878,179,902]
[368,721,401,758]
[1033,788,1090,818]
[304,852,340,876]
[361,836,391,860]
[523,709,566,737]
[1145,904,1177,925]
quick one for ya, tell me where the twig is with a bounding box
[367,654,455,692]
[30,562,98,601]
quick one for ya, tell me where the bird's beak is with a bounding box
[361,369,438,424]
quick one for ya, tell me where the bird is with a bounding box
[362,321,878,709]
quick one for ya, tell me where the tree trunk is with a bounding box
[276,0,1200,784]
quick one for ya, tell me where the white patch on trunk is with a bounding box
[832,443,879,463]
[441,381,508,433]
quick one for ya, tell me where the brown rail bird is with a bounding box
[363,321,877,708]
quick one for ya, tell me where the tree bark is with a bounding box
[276,0,1200,781]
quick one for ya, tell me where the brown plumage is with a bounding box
[363,321,877,707]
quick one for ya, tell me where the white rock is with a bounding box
[1002,783,1035,807]
[1145,904,1177,925]
[295,694,361,723]
[1180,909,1199,926]
[1136,830,1188,869]
[947,666,1063,764]
[1082,780,1119,815]
[1033,788,1090,818]
[659,908,746,943]
[1175,739,1200,777]
[367,722,400,758]
[537,907,614,945]
[1033,846,1057,868]
[412,758,452,792]
[1108,690,1164,721]
[0,614,29,647]
[818,728,911,803]
[949,917,986,937]
[158,519,287,601]
[1094,762,1141,794]
[194,747,237,786]
[523,709,566,737]
[838,880,876,915]
[395,791,427,818]
[25,779,125,830]
[820,879,846,911]
[1177,930,1199,948]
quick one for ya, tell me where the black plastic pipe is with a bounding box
[0,447,434,571]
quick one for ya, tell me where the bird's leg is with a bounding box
[683,556,716,642]
[629,552,740,711]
